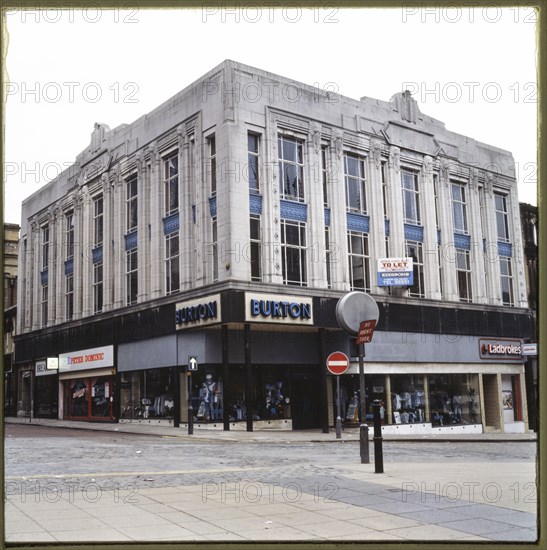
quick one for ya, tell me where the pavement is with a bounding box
[3,417,540,545]
[4,415,538,442]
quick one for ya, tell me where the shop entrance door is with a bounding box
[290,373,320,430]
[482,374,501,431]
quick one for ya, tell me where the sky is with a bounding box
[4,6,538,225]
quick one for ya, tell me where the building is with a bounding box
[14,60,532,434]
[4,223,20,417]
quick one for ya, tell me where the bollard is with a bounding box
[359,424,370,464]
[372,400,384,473]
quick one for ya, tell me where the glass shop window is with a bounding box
[428,373,481,426]
[120,369,175,419]
[390,374,426,425]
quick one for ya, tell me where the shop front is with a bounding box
[58,345,116,422]
[16,363,33,418]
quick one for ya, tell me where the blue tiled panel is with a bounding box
[498,241,512,257]
[324,208,331,227]
[250,194,263,215]
[163,213,180,235]
[92,246,103,264]
[437,230,441,245]
[41,269,48,286]
[404,224,424,242]
[483,238,486,253]
[347,213,370,233]
[454,233,471,250]
[209,196,217,217]
[192,205,196,224]
[124,231,138,251]
[280,200,308,222]
[64,259,73,276]
[385,219,390,237]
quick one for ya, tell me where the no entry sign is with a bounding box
[326,351,350,375]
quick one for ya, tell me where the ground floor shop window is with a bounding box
[189,366,292,423]
[120,369,174,419]
[390,374,426,424]
[64,376,114,420]
[428,373,480,426]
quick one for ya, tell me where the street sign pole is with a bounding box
[335,375,342,439]
[358,342,368,463]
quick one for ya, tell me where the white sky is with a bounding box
[4,6,538,225]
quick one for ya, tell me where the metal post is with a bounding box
[372,400,384,473]
[222,325,230,431]
[187,371,193,435]
[358,342,369,464]
[244,323,253,432]
[335,375,342,439]
[173,366,180,428]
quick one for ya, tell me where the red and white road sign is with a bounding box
[326,351,350,375]
[356,319,377,345]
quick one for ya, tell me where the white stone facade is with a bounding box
[17,60,528,334]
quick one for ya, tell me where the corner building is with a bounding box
[15,60,532,434]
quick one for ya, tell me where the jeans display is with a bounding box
[390,375,425,425]
[120,369,175,419]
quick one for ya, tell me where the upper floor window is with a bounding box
[321,146,329,207]
[495,192,510,242]
[344,153,366,214]
[381,161,388,219]
[433,174,440,230]
[208,135,217,196]
[126,174,138,231]
[248,133,259,193]
[93,195,103,246]
[500,257,514,306]
[451,183,468,234]
[278,135,304,202]
[164,153,179,216]
[165,232,180,295]
[65,212,74,259]
[456,249,472,303]
[347,231,370,291]
[401,170,421,225]
[249,215,262,282]
[281,220,307,286]
[405,240,425,298]
[41,225,49,270]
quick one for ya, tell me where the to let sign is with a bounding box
[326,351,350,375]
[356,319,377,345]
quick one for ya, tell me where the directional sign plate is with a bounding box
[188,356,199,371]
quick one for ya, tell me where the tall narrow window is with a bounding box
[93,196,103,245]
[495,192,510,242]
[93,263,103,313]
[65,212,74,321]
[405,240,425,297]
[41,282,48,328]
[500,257,514,306]
[433,174,440,230]
[66,212,74,259]
[164,153,179,216]
[321,146,329,207]
[381,161,388,219]
[65,274,74,320]
[347,231,370,291]
[126,249,138,305]
[211,217,218,283]
[401,171,421,224]
[344,153,366,213]
[209,136,217,196]
[281,220,307,286]
[41,225,49,270]
[325,227,332,289]
[248,133,259,193]
[278,135,304,201]
[456,250,472,303]
[165,233,180,294]
[250,215,262,282]
[126,174,138,231]
[451,183,468,234]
